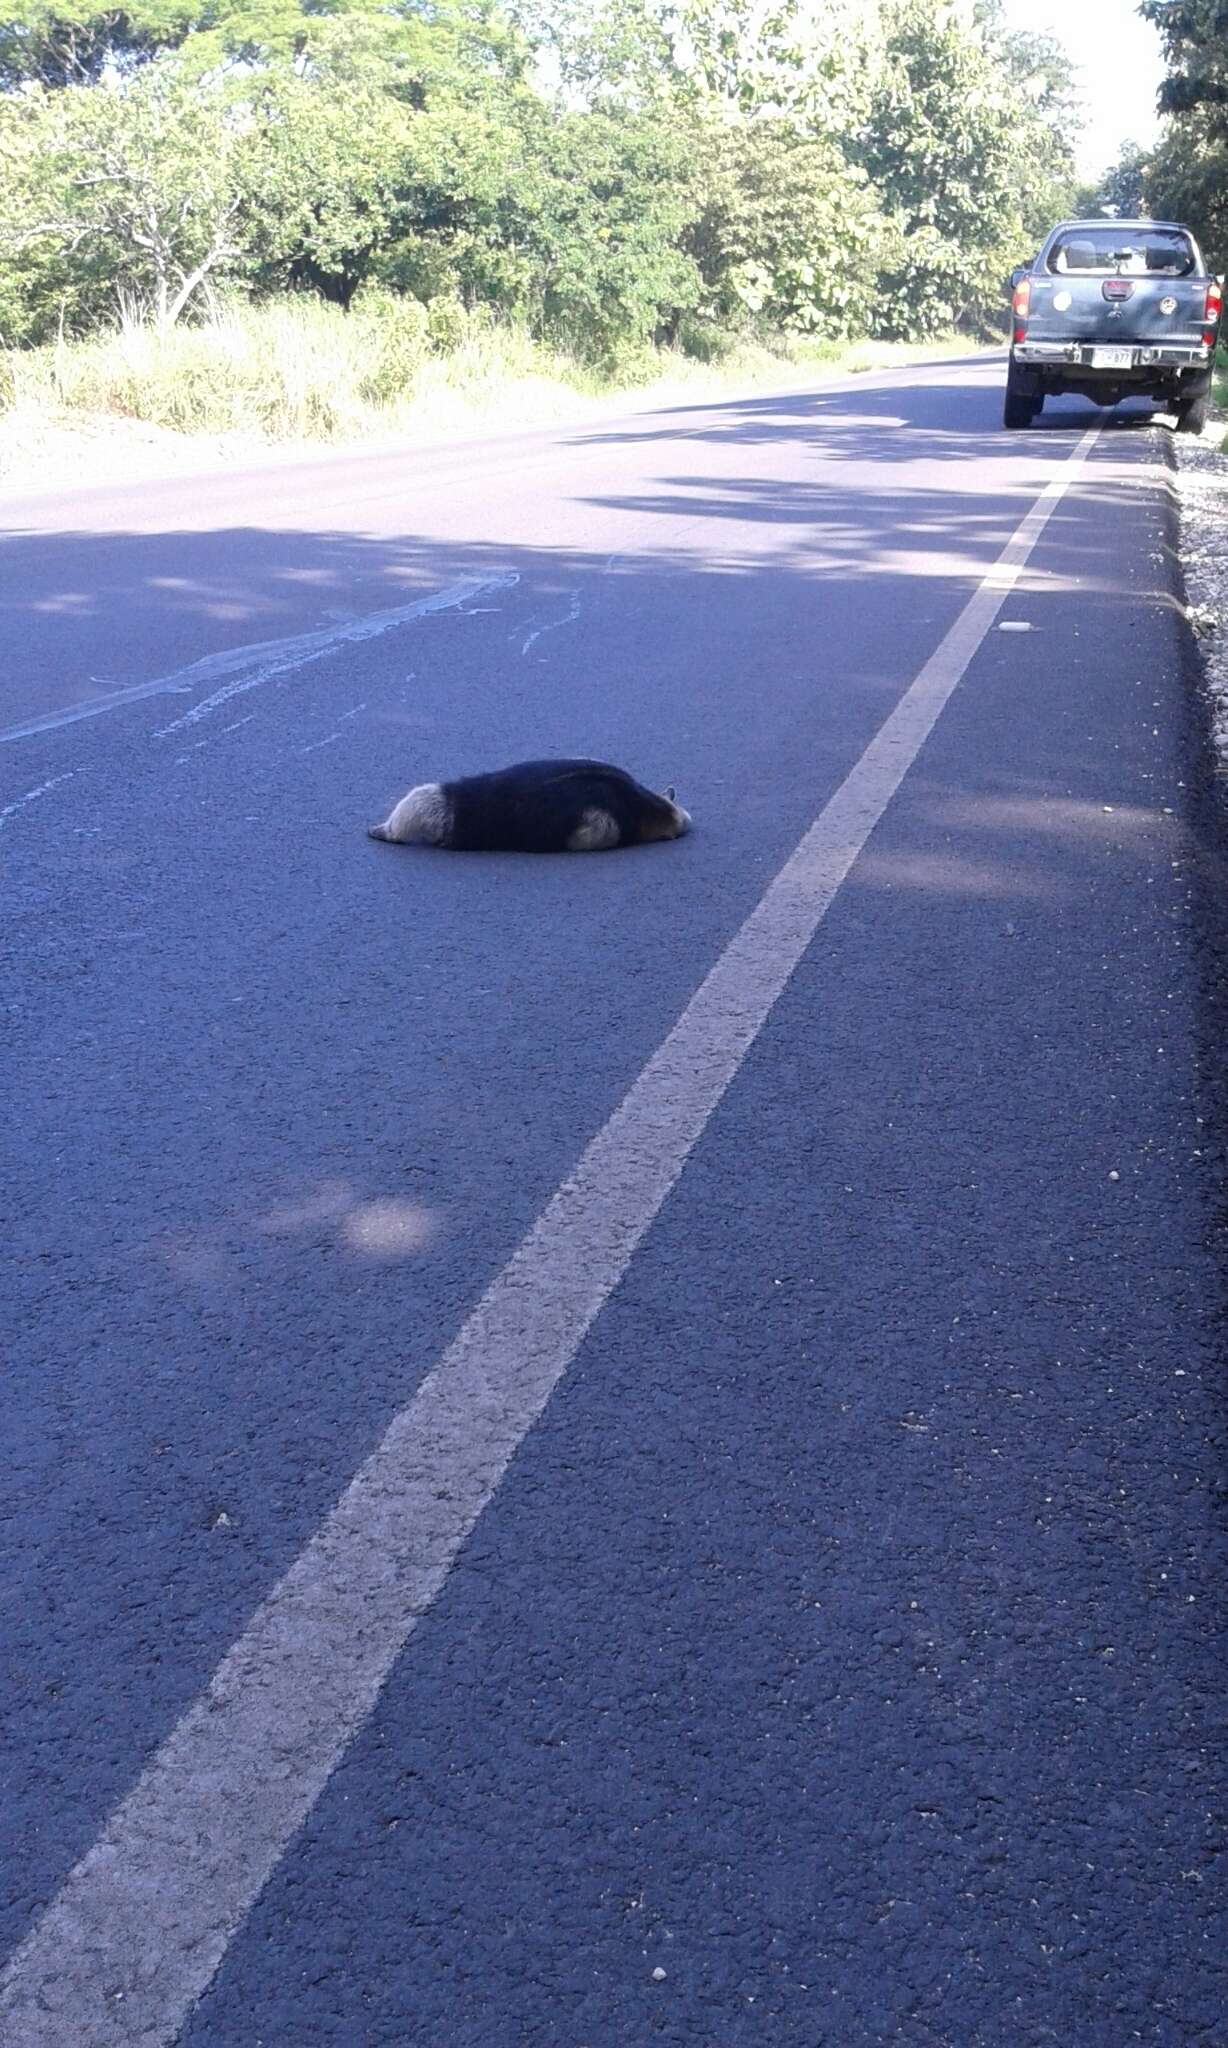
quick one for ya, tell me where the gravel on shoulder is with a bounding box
[1170,415,1228,767]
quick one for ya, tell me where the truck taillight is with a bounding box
[1012,276,1029,343]
[1205,277,1223,345]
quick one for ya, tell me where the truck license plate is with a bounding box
[1091,347,1134,369]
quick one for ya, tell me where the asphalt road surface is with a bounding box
[3,356,1227,2047]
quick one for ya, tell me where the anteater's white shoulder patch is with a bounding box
[368,782,450,846]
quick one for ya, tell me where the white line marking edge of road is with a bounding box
[0,425,1100,2048]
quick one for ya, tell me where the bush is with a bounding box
[425,294,469,353]
[350,285,431,403]
[675,315,737,364]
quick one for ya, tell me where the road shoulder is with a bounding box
[1170,418,1228,771]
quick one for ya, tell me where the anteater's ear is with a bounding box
[665,785,677,802]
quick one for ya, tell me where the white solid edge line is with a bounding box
[0,573,520,747]
[0,424,1100,2048]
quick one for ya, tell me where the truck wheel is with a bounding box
[1003,358,1040,430]
[1175,377,1213,435]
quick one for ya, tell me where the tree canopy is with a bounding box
[0,0,1082,353]
[1135,0,1228,273]
[1140,0,1228,123]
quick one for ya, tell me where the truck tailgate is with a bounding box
[1027,272,1207,347]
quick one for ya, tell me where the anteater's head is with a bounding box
[663,785,691,836]
[639,784,691,843]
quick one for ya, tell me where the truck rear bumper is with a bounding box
[1014,341,1212,371]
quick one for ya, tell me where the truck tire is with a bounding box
[1003,358,1040,429]
[1175,376,1213,435]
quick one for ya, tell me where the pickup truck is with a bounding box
[1005,217,1222,431]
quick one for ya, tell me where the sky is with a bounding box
[998,0,1166,179]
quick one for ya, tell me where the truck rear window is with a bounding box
[1047,229,1196,277]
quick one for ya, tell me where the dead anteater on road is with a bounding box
[368,758,691,854]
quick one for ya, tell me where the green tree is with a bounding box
[0,0,528,93]
[1140,0,1228,126]
[231,64,421,305]
[367,97,535,308]
[664,0,880,122]
[987,14,1081,236]
[0,0,196,89]
[0,62,243,334]
[1139,0,1228,270]
[512,0,880,122]
[856,0,1075,336]
[514,106,703,361]
[508,0,677,106]
[684,116,883,336]
[1147,117,1228,270]
[0,6,538,332]
[1099,138,1150,216]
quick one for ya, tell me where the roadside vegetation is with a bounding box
[1098,3,1228,448]
[1,295,974,448]
[1139,0,1228,279]
[0,0,1082,451]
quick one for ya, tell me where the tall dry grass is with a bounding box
[1,291,979,456]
